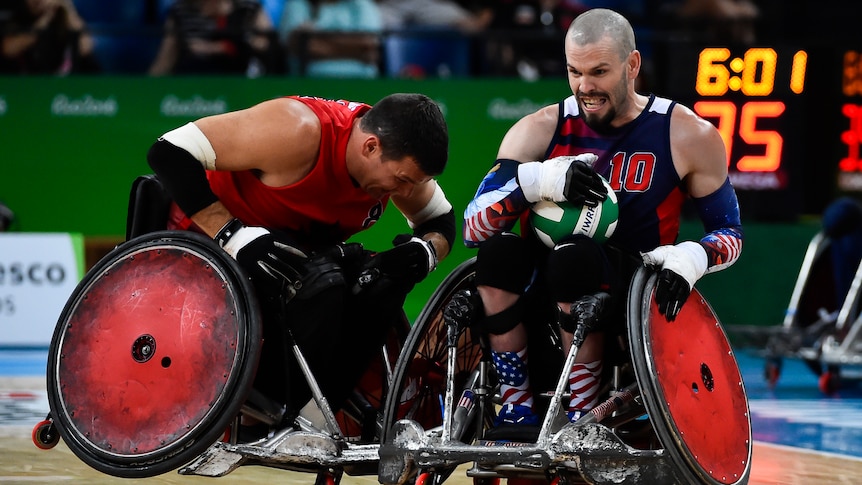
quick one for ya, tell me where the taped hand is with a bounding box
[216,218,309,301]
[641,241,708,321]
[517,153,607,205]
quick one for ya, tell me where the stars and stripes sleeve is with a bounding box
[463,160,531,248]
[694,177,744,273]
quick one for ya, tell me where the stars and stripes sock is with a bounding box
[567,360,602,414]
[491,347,534,410]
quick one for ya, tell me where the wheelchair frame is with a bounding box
[33,175,752,484]
[379,261,752,485]
[764,231,862,393]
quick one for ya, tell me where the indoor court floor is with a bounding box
[2,347,862,484]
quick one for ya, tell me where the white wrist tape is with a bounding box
[517,158,571,203]
[222,225,270,259]
[407,236,438,272]
[641,241,708,290]
[161,122,217,170]
[407,181,453,228]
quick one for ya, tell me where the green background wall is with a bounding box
[0,77,819,328]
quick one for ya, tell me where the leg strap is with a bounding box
[475,298,524,335]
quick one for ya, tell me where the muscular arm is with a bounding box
[463,105,557,246]
[393,180,452,261]
[670,104,743,271]
[148,97,321,237]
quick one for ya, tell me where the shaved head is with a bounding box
[567,8,636,62]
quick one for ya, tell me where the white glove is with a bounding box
[215,218,309,299]
[517,153,599,203]
[219,224,271,259]
[641,241,708,321]
[641,241,708,290]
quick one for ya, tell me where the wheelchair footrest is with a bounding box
[179,442,246,477]
[379,419,681,485]
[182,429,382,478]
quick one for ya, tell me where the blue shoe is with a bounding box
[494,404,539,427]
[567,409,588,423]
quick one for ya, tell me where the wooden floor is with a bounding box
[3,434,862,484]
[5,370,862,484]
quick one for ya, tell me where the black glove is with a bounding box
[365,234,437,285]
[653,268,691,322]
[564,159,608,207]
[296,243,371,300]
[216,218,309,301]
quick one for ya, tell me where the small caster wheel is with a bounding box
[315,468,342,485]
[32,419,60,450]
[416,471,433,485]
[764,358,781,388]
[819,368,841,395]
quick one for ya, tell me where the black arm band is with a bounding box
[147,138,219,217]
[413,208,456,249]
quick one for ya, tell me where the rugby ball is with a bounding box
[529,178,618,248]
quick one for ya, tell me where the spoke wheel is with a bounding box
[381,258,489,481]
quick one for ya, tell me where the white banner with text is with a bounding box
[0,233,84,347]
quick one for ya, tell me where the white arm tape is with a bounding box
[517,159,571,203]
[407,181,453,229]
[161,122,217,170]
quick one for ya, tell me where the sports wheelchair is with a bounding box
[31,175,484,483]
[379,259,753,485]
[32,175,752,484]
[763,230,862,394]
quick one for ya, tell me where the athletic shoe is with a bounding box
[494,403,540,427]
[567,409,590,423]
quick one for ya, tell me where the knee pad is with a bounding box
[546,236,607,302]
[475,298,524,335]
[475,233,536,294]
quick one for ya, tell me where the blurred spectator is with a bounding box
[148,0,280,76]
[376,0,492,33]
[661,0,759,44]
[822,197,862,310]
[259,0,284,25]
[279,0,382,78]
[0,0,100,74]
[0,200,13,232]
[482,0,581,80]
[376,0,492,78]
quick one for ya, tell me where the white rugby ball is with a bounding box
[528,177,618,248]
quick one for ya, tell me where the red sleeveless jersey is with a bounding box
[175,96,388,246]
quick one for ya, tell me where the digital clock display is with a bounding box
[838,50,862,192]
[660,41,861,220]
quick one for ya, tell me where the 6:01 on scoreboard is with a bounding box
[691,47,807,178]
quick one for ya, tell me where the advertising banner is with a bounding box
[0,233,84,347]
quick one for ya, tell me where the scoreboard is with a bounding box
[838,50,862,192]
[661,41,862,220]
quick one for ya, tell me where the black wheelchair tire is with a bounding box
[46,230,262,478]
[381,257,490,483]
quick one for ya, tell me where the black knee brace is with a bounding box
[546,235,607,302]
[475,298,524,335]
[475,232,536,294]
